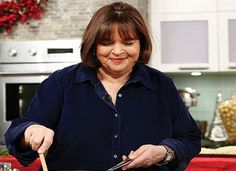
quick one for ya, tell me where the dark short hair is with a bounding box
[80,1,152,68]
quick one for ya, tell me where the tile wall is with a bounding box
[170,73,236,127]
[0,0,148,40]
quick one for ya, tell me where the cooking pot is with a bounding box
[178,87,200,108]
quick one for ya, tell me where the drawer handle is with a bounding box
[179,66,209,70]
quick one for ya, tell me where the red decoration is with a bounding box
[0,0,48,34]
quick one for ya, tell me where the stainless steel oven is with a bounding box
[0,39,81,143]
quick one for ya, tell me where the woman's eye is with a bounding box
[123,41,134,45]
[100,40,113,45]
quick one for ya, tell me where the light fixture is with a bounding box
[191,71,202,76]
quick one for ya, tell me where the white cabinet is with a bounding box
[219,12,236,71]
[218,0,236,11]
[149,13,218,72]
[152,0,217,13]
[149,0,236,73]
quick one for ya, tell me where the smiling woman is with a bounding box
[80,2,152,68]
[5,2,201,171]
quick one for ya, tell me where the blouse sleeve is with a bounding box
[158,78,201,162]
[4,72,63,166]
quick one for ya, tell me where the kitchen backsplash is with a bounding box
[0,0,148,40]
[170,73,236,126]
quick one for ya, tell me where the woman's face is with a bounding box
[96,29,140,76]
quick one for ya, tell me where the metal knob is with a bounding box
[8,49,17,57]
[29,48,37,56]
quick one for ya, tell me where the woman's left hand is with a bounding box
[122,144,167,170]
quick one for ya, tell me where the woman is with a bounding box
[5,2,201,171]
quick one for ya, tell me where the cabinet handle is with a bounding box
[228,64,236,69]
[179,66,209,70]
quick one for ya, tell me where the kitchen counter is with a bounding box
[185,146,236,170]
[2,150,236,171]
[200,146,236,155]
[186,155,236,171]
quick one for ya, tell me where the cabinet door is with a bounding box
[219,12,236,71]
[149,13,218,73]
[150,0,217,13]
[218,0,236,11]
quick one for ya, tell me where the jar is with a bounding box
[218,92,236,141]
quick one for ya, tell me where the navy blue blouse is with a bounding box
[5,63,201,171]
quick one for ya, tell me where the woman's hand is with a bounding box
[23,124,54,154]
[122,144,167,170]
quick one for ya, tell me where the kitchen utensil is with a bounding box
[178,87,199,108]
[39,153,48,171]
[107,158,133,171]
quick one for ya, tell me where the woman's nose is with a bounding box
[111,44,125,55]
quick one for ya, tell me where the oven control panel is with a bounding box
[0,39,82,64]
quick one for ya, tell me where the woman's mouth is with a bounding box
[109,57,126,64]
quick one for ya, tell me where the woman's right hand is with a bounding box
[23,124,54,154]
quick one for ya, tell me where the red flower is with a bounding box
[0,16,9,23]
[20,14,27,23]
[0,0,48,34]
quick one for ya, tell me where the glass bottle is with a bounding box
[207,91,228,142]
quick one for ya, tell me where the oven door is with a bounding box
[0,74,49,143]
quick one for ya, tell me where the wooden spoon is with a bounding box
[39,153,48,171]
